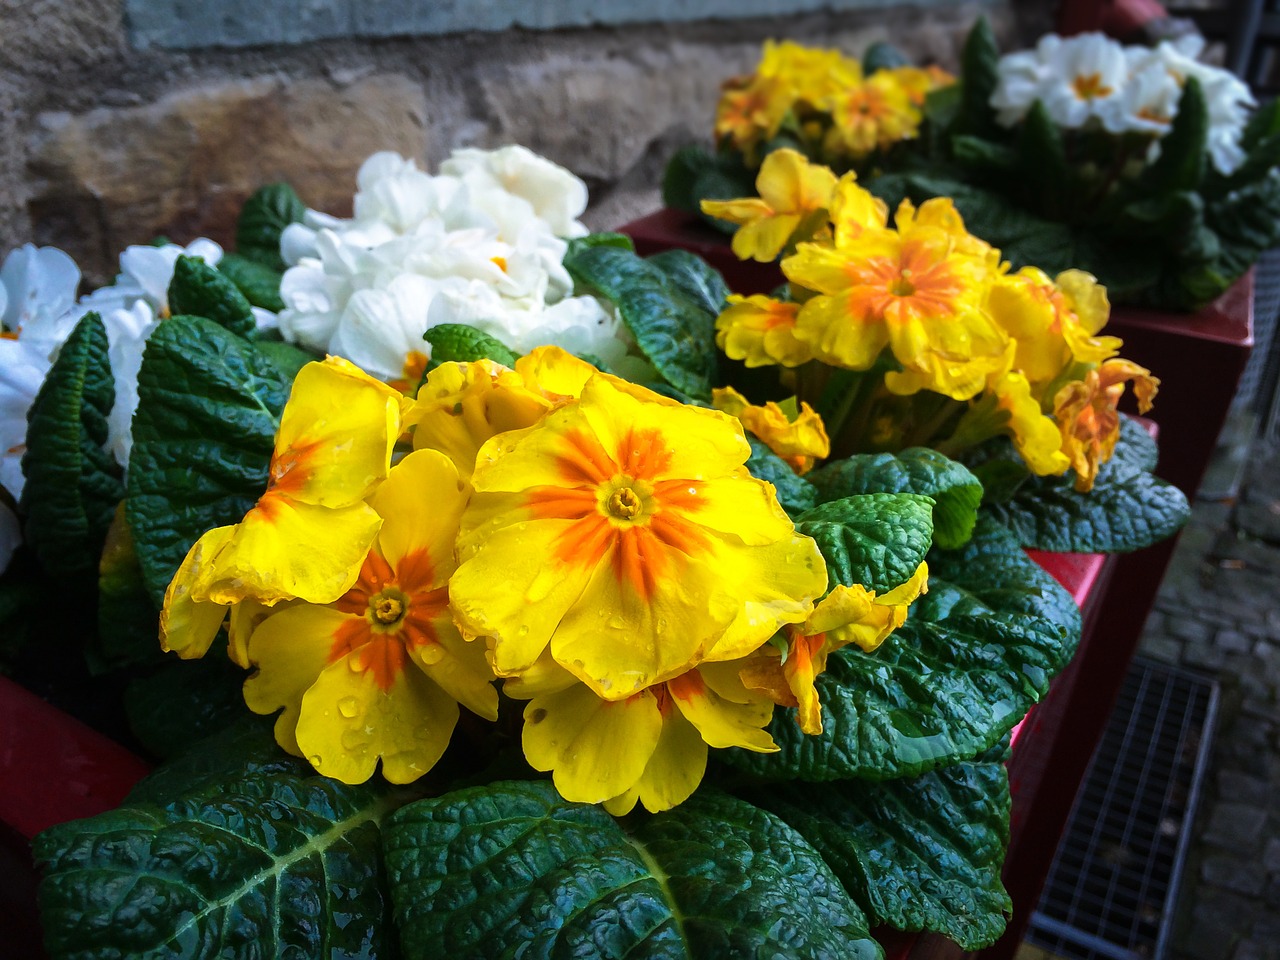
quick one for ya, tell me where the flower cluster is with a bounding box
[991,32,1253,174]
[162,349,926,813]
[278,148,648,389]
[703,150,1157,490]
[715,40,953,165]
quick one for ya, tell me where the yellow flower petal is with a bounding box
[296,655,460,784]
[715,294,811,369]
[196,498,382,605]
[522,684,663,803]
[990,372,1072,476]
[712,387,830,474]
[514,345,599,399]
[669,668,777,752]
[160,525,234,660]
[608,707,708,815]
[369,449,467,576]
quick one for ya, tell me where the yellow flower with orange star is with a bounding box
[702,149,838,262]
[507,652,779,815]
[242,449,498,785]
[784,196,1008,399]
[740,564,928,735]
[160,357,412,661]
[715,294,812,368]
[1054,358,1159,492]
[449,373,828,700]
[712,386,831,474]
[823,71,921,160]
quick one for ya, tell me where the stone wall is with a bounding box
[1,0,1026,284]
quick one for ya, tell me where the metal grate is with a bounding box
[1025,658,1220,960]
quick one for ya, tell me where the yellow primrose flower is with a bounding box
[741,564,928,735]
[989,371,1072,476]
[759,39,861,106]
[829,174,890,248]
[509,653,778,814]
[987,267,1120,386]
[450,373,828,700]
[712,386,830,474]
[1054,358,1159,492]
[701,149,838,262]
[243,449,498,785]
[160,357,411,659]
[785,198,1008,399]
[715,75,791,153]
[893,64,956,107]
[823,71,920,159]
[715,294,812,368]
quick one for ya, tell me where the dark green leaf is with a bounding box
[645,248,731,317]
[95,504,165,671]
[796,493,934,594]
[862,41,909,73]
[565,232,636,257]
[981,456,1190,553]
[237,183,307,272]
[123,653,249,761]
[423,323,519,368]
[1017,101,1070,216]
[956,17,1001,138]
[217,252,286,312]
[724,517,1078,781]
[951,135,1019,177]
[255,340,316,381]
[563,245,720,400]
[808,448,982,548]
[168,255,256,337]
[126,316,292,605]
[35,721,399,960]
[383,780,880,960]
[663,146,718,213]
[1144,77,1208,196]
[747,753,1011,949]
[746,436,817,518]
[20,313,124,575]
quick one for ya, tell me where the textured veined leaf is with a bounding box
[168,255,256,337]
[383,780,882,960]
[217,253,286,312]
[20,312,124,575]
[125,316,293,605]
[795,492,934,594]
[808,447,982,548]
[236,183,307,272]
[724,517,1078,781]
[34,722,399,960]
[423,323,519,368]
[746,750,1012,950]
[564,244,721,400]
[745,436,817,518]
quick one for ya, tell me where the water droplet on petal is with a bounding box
[338,696,359,718]
[307,754,323,768]
[607,615,626,630]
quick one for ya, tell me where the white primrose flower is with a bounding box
[278,147,644,388]
[0,244,83,504]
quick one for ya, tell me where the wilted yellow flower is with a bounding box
[242,449,497,784]
[712,385,831,474]
[989,371,1072,476]
[450,373,828,700]
[740,563,928,735]
[509,653,778,815]
[702,148,838,262]
[160,357,410,659]
[1054,358,1159,491]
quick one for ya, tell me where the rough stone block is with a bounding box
[0,0,124,78]
[1218,630,1252,654]
[1202,854,1269,897]
[1202,802,1269,852]
[28,74,428,283]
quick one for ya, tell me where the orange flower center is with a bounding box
[525,426,711,601]
[845,240,964,325]
[329,548,449,691]
[1072,73,1112,101]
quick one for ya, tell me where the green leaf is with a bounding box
[1144,77,1208,195]
[256,339,316,381]
[724,517,1078,781]
[808,448,982,549]
[424,323,519,368]
[981,455,1190,553]
[1018,101,1070,215]
[217,252,286,312]
[862,41,909,73]
[645,248,731,318]
[663,146,718,213]
[123,650,250,760]
[563,244,720,400]
[126,316,293,605]
[168,255,256,337]
[747,753,1012,949]
[565,232,636,257]
[20,312,124,575]
[795,493,934,595]
[951,135,1019,177]
[94,504,165,671]
[34,721,399,960]
[746,437,817,518]
[236,183,307,272]
[383,780,880,959]
[956,17,1001,138]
